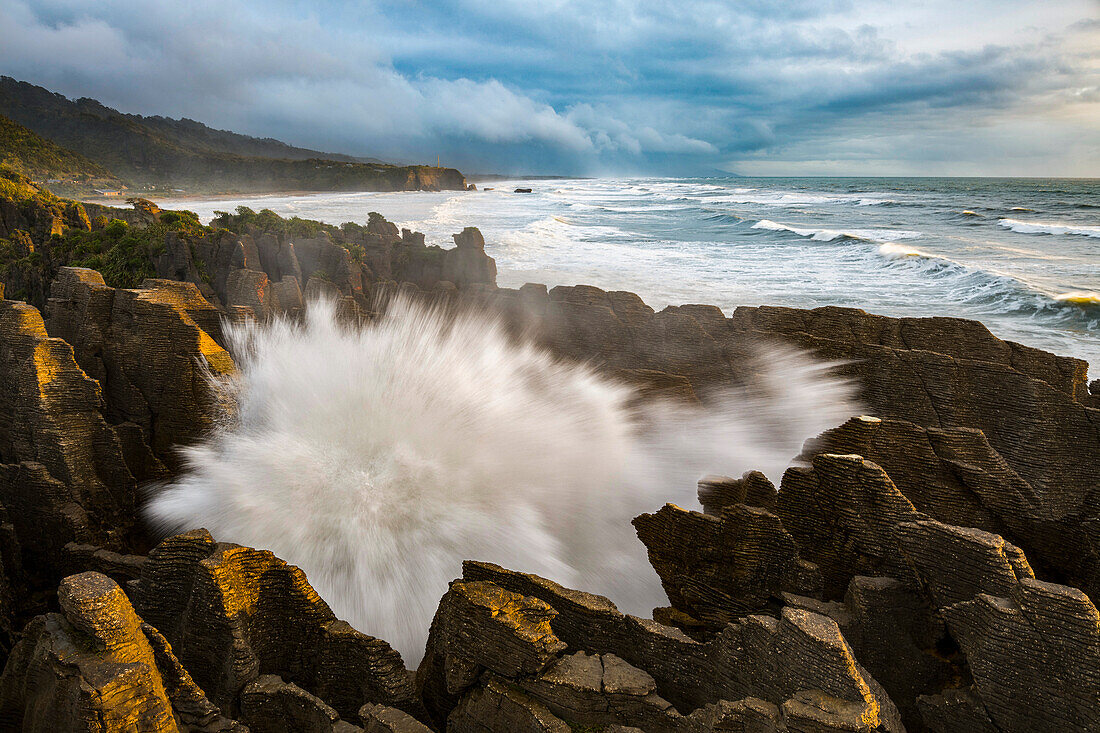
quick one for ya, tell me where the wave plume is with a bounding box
[145,296,858,662]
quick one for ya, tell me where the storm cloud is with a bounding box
[1,0,1097,175]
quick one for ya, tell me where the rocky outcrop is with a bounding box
[0,297,135,589]
[0,571,240,732]
[416,580,567,727]
[632,437,1100,732]
[2,197,1099,733]
[900,519,1100,733]
[129,529,420,722]
[633,503,810,627]
[457,562,903,732]
[241,674,363,733]
[800,415,1100,605]
[45,269,234,474]
[154,215,497,321]
[725,306,1099,520]
[389,227,497,291]
[359,703,432,733]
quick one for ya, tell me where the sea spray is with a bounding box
[145,296,857,662]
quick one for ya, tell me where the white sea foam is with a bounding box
[703,192,893,207]
[998,219,1100,238]
[877,243,935,259]
[752,219,922,243]
[144,297,858,664]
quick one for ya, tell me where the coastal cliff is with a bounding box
[0,77,468,195]
[0,181,1097,732]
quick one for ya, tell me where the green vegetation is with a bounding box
[0,169,434,309]
[60,211,206,288]
[0,76,467,194]
[0,166,213,301]
[0,115,124,196]
[211,205,333,240]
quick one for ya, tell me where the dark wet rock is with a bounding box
[62,541,146,583]
[727,305,1088,398]
[698,471,778,515]
[633,503,808,627]
[519,651,688,730]
[130,529,419,721]
[0,571,242,732]
[241,674,361,733]
[836,576,954,731]
[777,454,923,598]
[916,687,997,733]
[892,518,1100,732]
[726,306,1099,526]
[447,676,570,733]
[359,702,433,733]
[802,415,1100,605]
[416,580,567,727]
[897,520,1032,609]
[778,576,955,732]
[684,697,785,731]
[460,562,902,732]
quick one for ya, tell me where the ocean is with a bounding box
[156,177,1100,376]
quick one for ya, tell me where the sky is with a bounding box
[1,0,1098,176]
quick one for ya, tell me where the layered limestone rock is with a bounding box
[801,415,1100,605]
[130,529,420,722]
[457,563,903,732]
[155,215,496,320]
[416,580,567,727]
[518,651,686,730]
[359,703,433,733]
[725,305,1099,522]
[899,519,1100,733]
[697,470,777,515]
[0,571,239,732]
[1,227,1098,732]
[633,503,811,627]
[45,269,234,474]
[0,297,135,587]
[241,674,364,733]
[446,676,571,733]
[632,438,1099,732]
[777,455,924,598]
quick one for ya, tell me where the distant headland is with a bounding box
[0,76,469,198]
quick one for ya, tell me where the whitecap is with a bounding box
[751,219,922,243]
[998,219,1100,238]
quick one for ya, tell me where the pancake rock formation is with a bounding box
[0,190,1097,731]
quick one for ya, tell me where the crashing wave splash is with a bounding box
[145,296,857,663]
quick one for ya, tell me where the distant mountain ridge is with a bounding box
[0,77,465,194]
[0,115,123,193]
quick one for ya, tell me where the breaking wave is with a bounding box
[998,219,1100,238]
[751,218,922,243]
[144,297,858,663]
